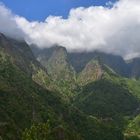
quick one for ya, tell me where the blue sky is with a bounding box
[0,0,117,21]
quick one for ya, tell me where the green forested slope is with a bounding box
[0,51,123,140]
[125,114,140,140]
[1,33,140,140]
[74,62,140,139]
[0,35,124,140]
[74,79,139,119]
[0,50,70,139]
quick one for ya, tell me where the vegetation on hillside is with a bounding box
[1,34,140,139]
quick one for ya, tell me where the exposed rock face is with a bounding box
[0,33,50,89]
[77,59,103,86]
[45,46,77,98]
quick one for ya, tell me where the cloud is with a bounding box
[0,3,25,40]
[0,0,140,59]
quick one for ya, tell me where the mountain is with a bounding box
[0,33,125,140]
[45,46,76,98]
[77,59,103,86]
[74,59,139,118]
[1,33,140,140]
[32,45,140,79]
[74,77,139,119]
[77,58,115,86]
[31,45,140,139]
[0,33,50,90]
[68,51,130,76]
[31,45,77,100]
[74,58,140,139]
[68,51,140,80]
[0,33,40,76]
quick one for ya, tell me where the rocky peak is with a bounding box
[77,58,104,86]
[0,33,49,89]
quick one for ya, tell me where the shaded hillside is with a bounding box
[74,62,140,135]
[0,33,50,90]
[0,50,123,140]
[0,50,68,139]
[0,34,124,140]
[68,51,130,76]
[74,79,139,118]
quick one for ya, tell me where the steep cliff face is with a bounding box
[32,46,77,98]
[77,59,104,86]
[0,33,50,89]
[0,33,36,75]
[46,47,77,98]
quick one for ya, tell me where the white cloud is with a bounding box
[0,0,140,59]
[0,3,25,40]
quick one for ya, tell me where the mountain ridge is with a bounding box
[31,45,140,79]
